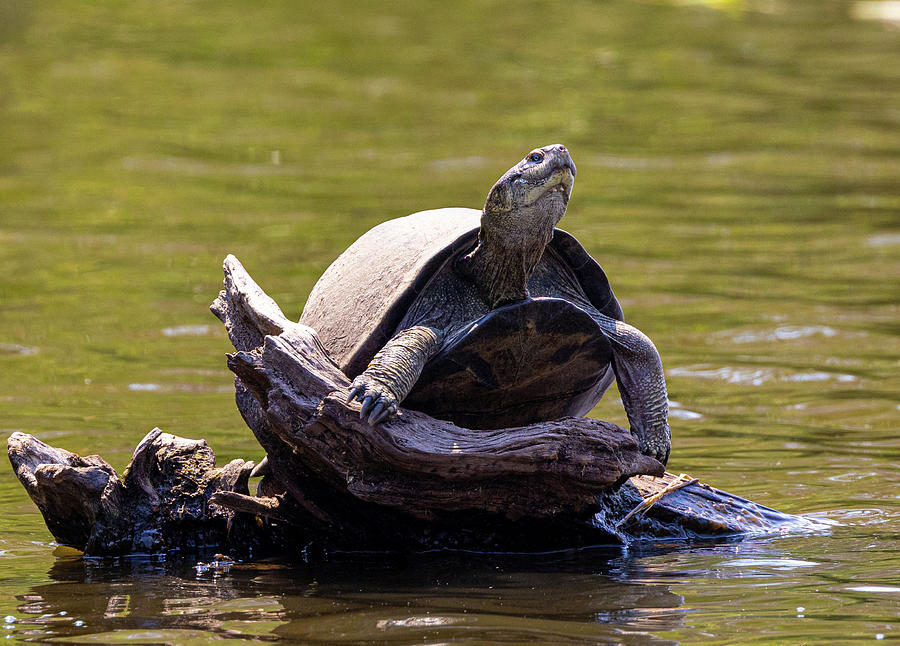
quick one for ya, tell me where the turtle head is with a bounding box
[461,145,577,308]
[483,144,576,234]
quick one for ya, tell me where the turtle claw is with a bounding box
[636,433,670,467]
[368,402,386,425]
[347,375,400,425]
[359,395,375,419]
[647,445,669,467]
[658,446,670,467]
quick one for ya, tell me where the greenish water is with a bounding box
[1,0,897,643]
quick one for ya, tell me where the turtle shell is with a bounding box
[299,207,625,427]
[404,296,618,429]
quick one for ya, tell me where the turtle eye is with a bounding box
[529,152,544,163]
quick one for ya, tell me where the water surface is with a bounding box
[1,0,897,643]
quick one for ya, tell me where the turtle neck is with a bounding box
[456,210,555,309]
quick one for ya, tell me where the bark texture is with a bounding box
[7,428,259,555]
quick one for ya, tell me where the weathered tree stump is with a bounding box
[7,428,261,555]
[6,255,824,556]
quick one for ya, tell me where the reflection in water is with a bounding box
[10,550,688,644]
[13,536,893,643]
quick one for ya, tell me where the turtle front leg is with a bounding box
[348,326,444,424]
[592,314,671,465]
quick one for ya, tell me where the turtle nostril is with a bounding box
[557,145,567,153]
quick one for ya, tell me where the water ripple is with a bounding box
[865,232,900,246]
[161,324,214,337]
[719,558,819,571]
[668,365,775,386]
[720,326,839,344]
[810,508,895,526]
[128,383,233,394]
[845,585,900,594]
[0,343,39,356]
[667,400,705,420]
[667,365,859,386]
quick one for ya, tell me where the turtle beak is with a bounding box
[544,146,575,203]
[554,144,578,177]
[549,147,576,201]
[549,144,576,178]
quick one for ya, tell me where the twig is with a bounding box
[616,473,699,529]
[209,491,288,521]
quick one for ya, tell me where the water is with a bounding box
[1,0,897,642]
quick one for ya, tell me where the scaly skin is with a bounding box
[588,312,671,465]
[349,144,671,465]
[348,326,443,424]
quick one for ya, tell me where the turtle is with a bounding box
[300,144,671,464]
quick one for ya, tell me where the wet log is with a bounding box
[203,254,822,549]
[7,427,823,557]
[6,254,824,557]
[7,428,264,555]
[199,254,671,549]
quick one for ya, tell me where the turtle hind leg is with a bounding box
[591,313,671,465]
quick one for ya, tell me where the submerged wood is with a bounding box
[6,254,823,556]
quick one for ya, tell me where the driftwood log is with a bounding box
[7,255,824,557]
